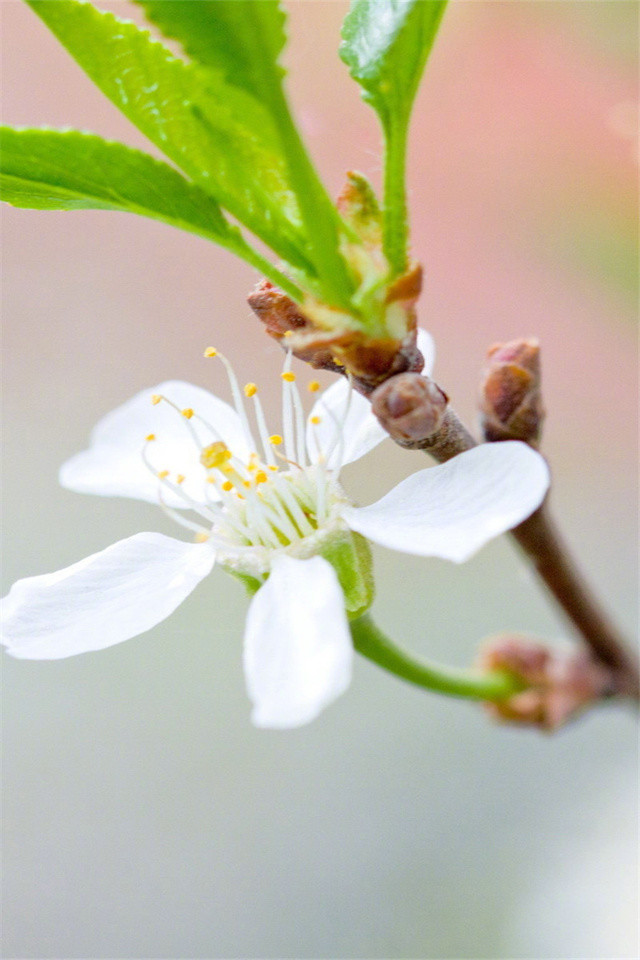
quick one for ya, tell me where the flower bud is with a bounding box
[370,373,449,445]
[479,339,544,446]
[478,635,614,730]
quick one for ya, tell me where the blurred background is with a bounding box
[2,1,637,957]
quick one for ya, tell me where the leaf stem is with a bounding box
[383,114,410,276]
[350,613,522,700]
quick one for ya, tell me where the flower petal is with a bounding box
[60,381,251,508]
[342,441,550,563]
[243,555,353,728]
[417,327,436,376]
[306,328,435,470]
[1,532,216,659]
[307,380,388,470]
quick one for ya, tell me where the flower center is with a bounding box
[140,347,352,573]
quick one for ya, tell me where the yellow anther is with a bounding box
[308,380,321,393]
[203,347,217,358]
[200,441,232,469]
[333,358,344,367]
[151,394,162,405]
[244,382,258,398]
[157,470,170,480]
[269,434,283,445]
[283,330,294,338]
[268,464,279,472]
[281,371,296,382]
[145,433,156,442]
[221,480,233,492]
[255,470,268,484]
[310,415,321,425]
[194,532,210,543]
[206,477,216,484]
[243,480,252,488]
[181,408,194,420]
[176,474,185,485]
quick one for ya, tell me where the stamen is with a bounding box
[249,392,277,467]
[145,433,156,441]
[209,349,257,452]
[308,381,321,393]
[222,480,233,492]
[281,371,296,383]
[281,351,296,464]
[310,415,321,425]
[176,474,185,485]
[157,495,210,537]
[269,434,283,446]
[151,394,162,405]
[244,382,258,398]
[271,474,315,537]
[153,394,215,454]
[141,442,219,524]
[203,347,217,358]
[322,376,354,476]
[258,492,300,544]
[290,375,308,468]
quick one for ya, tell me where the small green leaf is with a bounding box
[0,127,304,300]
[137,0,357,309]
[25,0,315,276]
[340,0,447,274]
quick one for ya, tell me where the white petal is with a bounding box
[417,327,436,376]
[306,328,435,470]
[307,379,388,470]
[1,532,216,659]
[243,555,352,728]
[342,441,550,563]
[60,381,251,508]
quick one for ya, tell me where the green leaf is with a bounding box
[25,0,315,276]
[136,0,357,309]
[135,1,286,106]
[340,0,448,274]
[0,127,304,300]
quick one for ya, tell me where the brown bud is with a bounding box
[478,635,614,731]
[247,279,343,372]
[371,373,449,445]
[479,338,544,446]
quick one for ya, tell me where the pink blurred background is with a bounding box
[2,2,638,958]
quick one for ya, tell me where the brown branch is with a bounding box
[510,503,639,697]
[370,374,639,700]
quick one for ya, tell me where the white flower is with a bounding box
[1,333,550,728]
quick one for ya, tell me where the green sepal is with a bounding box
[227,569,264,598]
[317,530,374,620]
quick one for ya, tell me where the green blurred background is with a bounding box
[2,2,638,957]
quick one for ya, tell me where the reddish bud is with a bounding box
[479,338,544,446]
[371,373,449,444]
[478,635,614,731]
